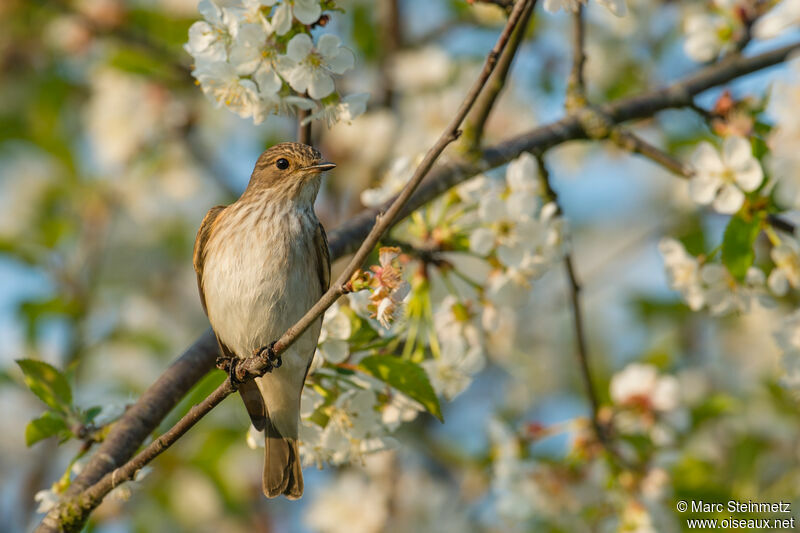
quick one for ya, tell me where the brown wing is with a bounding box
[300,222,332,387]
[193,205,267,430]
[193,205,226,315]
[314,222,331,293]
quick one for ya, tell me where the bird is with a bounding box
[192,142,333,499]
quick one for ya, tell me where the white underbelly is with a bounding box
[201,208,321,360]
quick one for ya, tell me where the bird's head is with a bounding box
[246,142,335,205]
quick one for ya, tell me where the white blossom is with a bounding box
[381,392,423,431]
[767,62,800,209]
[316,302,352,364]
[701,263,766,315]
[361,157,414,207]
[768,239,800,296]
[774,310,800,391]
[659,238,704,311]
[683,12,728,63]
[192,61,265,121]
[423,301,486,400]
[610,363,680,412]
[300,388,391,466]
[469,154,567,280]
[305,472,388,533]
[303,93,369,128]
[688,137,763,214]
[184,0,233,63]
[277,33,354,99]
[753,0,800,40]
[270,0,321,36]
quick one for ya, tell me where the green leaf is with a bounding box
[16,359,73,413]
[721,213,762,282]
[25,411,69,446]
[358,355,443,422]
[82,406,103,425]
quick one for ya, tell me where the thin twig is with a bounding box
[297,109,312,144]
[377,0,402,107]
[38,39,800,533]
[462,0,537,152]
[566,3,587,109]
[610,129,693,177]
[38,2,534,530]
[535,157,604,441]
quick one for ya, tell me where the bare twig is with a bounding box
[38,2,534,530]
[535,156,607,453]
[37,39,800,533]
[610,129,693,177]
[297,109,312,145]
[566,3,587,109]
[377,0,402,107]
[462,0,537,151]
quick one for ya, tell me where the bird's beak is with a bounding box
[303,161,336,173]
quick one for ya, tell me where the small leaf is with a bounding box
[82,406,103,424]
[25,411,69,446]
[358,355,443,422]
[16,359,73,413]
[721,213,762,282]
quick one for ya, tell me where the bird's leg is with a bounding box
[254,341,282,372]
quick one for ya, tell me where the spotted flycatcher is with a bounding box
[193,142,333,499]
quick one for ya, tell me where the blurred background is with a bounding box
[2,0,800,531]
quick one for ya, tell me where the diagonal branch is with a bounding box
[461,0,537,151]
[37,38,800,533]
[37,1,535,530]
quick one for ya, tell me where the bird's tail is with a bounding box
[263,419,303,499]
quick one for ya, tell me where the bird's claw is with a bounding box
[226,358,243,388]
[254,341,282,372]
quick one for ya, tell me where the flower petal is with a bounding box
[691,142,725,174]
[469,227,495,256]
[325,47,355,75]
[271,2,292,35]
[722,136,753,168]
[286,33,313,62]
[713,183,745,214]
[733,159,763,192]
[306,69,335,99]
[320,339,349,364]
[688,173,720,205]
[294,0,322,24]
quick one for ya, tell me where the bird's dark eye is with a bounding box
[276,158,289,170]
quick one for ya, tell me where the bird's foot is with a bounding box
[225,357,245,389]
[254,341,282,373]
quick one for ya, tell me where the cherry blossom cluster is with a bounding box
[658,56,800,392]
[683,0,800,63]
[486,362,688,531]
[185,0,368,125]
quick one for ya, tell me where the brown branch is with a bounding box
[566,3,587,109]
[37,2,535,530]
[377,0,402,107]
[461,0,537,152]
[297,109,312,144]
[610,129,693,177]
[35,38,800,533]
[535,155,610,460]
